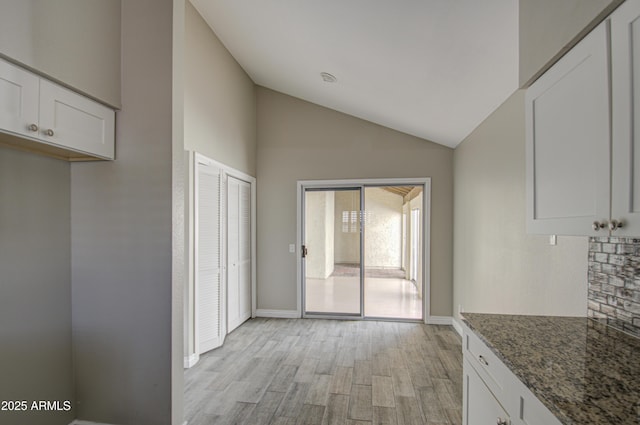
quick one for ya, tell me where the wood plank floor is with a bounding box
[184,318,462,425]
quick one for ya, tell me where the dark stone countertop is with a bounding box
[461,313,640,425]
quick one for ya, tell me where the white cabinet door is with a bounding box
[463,359,510,425]
[0,58,39,139]
[196,157,225,354]
[227,176,252,333]
[611,0,640,235]
[526,21,611,236]
[39,79,115,159]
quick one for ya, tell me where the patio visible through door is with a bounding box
[301,180,427,321]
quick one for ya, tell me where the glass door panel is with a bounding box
[363,186,423,320]
[303,188,362,316]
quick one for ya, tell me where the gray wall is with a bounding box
[519,0,622,86]
[0,0,122,107]
[453,91,588,321]
[0,147,74,425]
[70,0,174,423]
[184,0,257,176]
[256,87,454,316]
[180,0,257,368]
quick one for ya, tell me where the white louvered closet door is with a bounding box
[227,176,252,333]
[196,157,225,354]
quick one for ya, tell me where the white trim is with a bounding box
[255,309,300,319]
[451,318,464,337]
[425,316,453,326]
[183,353,199,369]
[297,178,431,321]
[70,421,121,425]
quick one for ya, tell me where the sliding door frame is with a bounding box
[296,177,432,323]
[301,186,364,319]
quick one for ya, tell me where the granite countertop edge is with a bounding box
[460,313,640,425]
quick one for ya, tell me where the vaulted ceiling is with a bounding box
[190,0,519,148]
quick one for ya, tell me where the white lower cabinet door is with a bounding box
[464,359,510,425]
[227,176,252,333]
[39,79,115,159]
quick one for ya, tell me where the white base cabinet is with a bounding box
[462,322,562,425]
[0,57,114,161]
[463,359,510,425]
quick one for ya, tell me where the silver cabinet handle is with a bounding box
[592,221,606,231]
[45,129,54,137]
[478,355,489,366]
[497,418,508,425]
[608,219,623,232]
[28,123,38,132]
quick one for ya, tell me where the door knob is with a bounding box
[592,221,606,231]
[496,418,508,425]
[44,129,54,137]
[28,123,38,132]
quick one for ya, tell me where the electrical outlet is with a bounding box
[549,235,557,246]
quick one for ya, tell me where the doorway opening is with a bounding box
[299,179,429,322]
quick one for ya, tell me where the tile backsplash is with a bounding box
[588,237,640,338]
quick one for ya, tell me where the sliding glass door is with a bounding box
[303,188,362,316]
[301,181,425,321]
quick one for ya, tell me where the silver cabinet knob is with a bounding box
[497,419,508,425]
[608,219,623,232]
[592,221,606,231]
[44,129,54,137]
[28,123,38,132]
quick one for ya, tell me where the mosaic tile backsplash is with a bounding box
[588,237,640,337]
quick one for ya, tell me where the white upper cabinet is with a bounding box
[526,21,611,236]
[39,80,115,160]
[0,58,114,161]
[527,0,640,236]
[0,59,39,139]
[611,0,640,235]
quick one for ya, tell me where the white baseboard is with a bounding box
[425,315,453,325]
[451,318,463,337]
[184,353,199,369]
[255,309,300,319]
[70,420,120,425]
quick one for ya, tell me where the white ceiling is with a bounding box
[190,0,519,148]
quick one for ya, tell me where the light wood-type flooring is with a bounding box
[184,318,463,425]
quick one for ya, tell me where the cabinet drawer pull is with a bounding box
[28,123,38,132]
[478,355,489,366]
[592,221,606,231]
[45,129,54,137]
